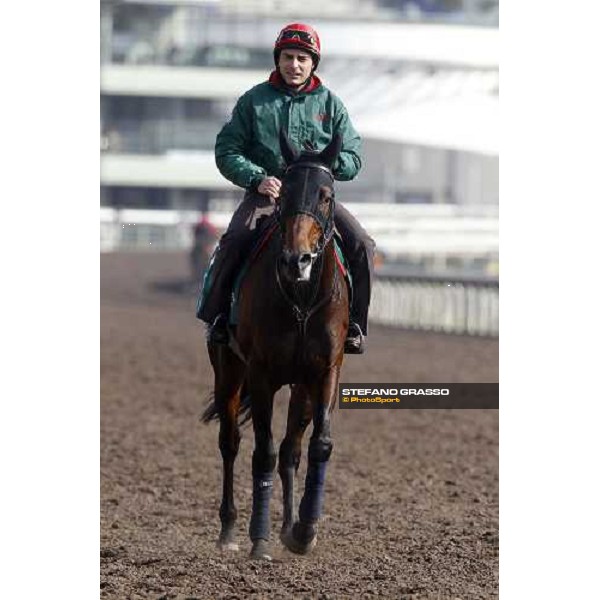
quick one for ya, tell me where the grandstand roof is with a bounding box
[314,21,498,68]
[324,63,498,155]
[356,96,498,156]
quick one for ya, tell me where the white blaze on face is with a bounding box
[297,260,312,282]
[286,215,318,282]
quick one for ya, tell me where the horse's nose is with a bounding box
[281,250,313,282]
[298,253,312,269]
[295,252,314,282]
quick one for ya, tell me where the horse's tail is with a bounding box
[200,384,252,426]
[238,383,252,426]
[200,390,218,423]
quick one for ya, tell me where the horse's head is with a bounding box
[278,130,341,283]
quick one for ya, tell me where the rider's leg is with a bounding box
[333,203,376,354]
[197,192,276,342]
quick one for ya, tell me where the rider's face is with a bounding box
[278,49,314,88]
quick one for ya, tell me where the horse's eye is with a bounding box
[318,197,331,216]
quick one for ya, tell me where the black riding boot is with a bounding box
[197,243,240,345]
[334,204,376,355]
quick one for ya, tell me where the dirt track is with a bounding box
[101,252,498,599]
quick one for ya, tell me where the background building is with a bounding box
[100,0,498,278]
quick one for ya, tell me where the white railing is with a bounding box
[100,204,498,253]
[100,207,199,251]
[100,206,499,336]
[370,273,498,337]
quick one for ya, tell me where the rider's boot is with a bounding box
[342,254,370,355]
[344,321,365,354]
[197,242,239,345]
[333,205,375,357]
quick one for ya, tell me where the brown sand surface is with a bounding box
[101,252,498,599]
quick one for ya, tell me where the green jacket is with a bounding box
[215,71,362,191]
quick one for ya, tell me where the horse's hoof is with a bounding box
[279,525,292,545]
[250,539,272,561]
[217,529,239,552]
[281,523,318,555]
[217,540,239,552]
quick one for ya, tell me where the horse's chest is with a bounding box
[256,330,331,384]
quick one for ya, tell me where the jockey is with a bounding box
[197,22,375,354]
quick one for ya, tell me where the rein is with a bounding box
[275,249,338,329]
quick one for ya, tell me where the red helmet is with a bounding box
[274,23,321,70]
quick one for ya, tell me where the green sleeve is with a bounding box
[331,98,362,181]
[214,93,267,190]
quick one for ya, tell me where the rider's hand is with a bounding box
[258,176,282,201]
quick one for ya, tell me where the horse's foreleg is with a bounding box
[248,373,277,560]
[283,365,340,555]
[278,384,312,538]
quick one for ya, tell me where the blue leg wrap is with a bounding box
[249,473,274,541]
[299,461,328,525]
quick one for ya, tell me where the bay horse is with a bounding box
[202,131,349,560]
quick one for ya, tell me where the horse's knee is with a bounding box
[278,438,293,467]
[252,445,276,474]
[308,437,333,463]
[279,438,301,472]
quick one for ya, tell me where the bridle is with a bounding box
[277,161,336,256]
[274,161,339,360]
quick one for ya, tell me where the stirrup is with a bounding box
[344,322,365,355]
[209,314,229,345]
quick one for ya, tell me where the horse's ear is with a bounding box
[279,128,299,166]
[319,134,342,169]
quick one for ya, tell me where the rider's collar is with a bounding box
[268,70,322,95]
